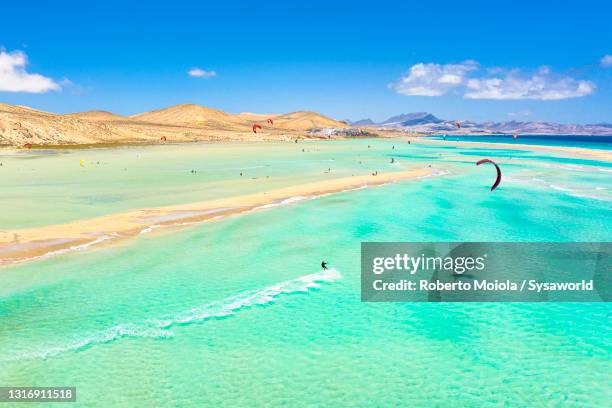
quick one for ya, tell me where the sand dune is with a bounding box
[0,103,354,146]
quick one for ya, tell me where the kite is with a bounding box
[476,159,502,191]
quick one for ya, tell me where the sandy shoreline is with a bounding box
[411,138,612,162]
[0,168,436,265]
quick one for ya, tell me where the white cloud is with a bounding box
[600,55,612,68]
[188,68,217,78]
[394,61,478,96]
[394,61,595,100]
[0,50,60,93]
[464,67,594,100]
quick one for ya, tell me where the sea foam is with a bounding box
[2,269,341,362]
[157,268,341,328]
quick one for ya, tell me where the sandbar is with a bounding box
[0,168,438,265]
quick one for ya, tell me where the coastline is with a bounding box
[411,138,612,162]
[0,168,437,265]
[3,134,610,160]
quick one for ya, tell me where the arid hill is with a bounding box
[132,104,245,128]
[237,112,279,122]
[272,111,350,131]
[65,110,127,122]
[0,103,354,146]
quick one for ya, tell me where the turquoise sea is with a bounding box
[429,134,612,149]
[0,139,610,407]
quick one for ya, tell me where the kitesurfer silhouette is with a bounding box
[321,261,328,270]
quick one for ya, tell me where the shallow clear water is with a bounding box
[0,139,610,407]
[0,141,399,229]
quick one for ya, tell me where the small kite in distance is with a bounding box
[252,124,262,133]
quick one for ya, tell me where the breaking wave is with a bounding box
[2,269,341,362]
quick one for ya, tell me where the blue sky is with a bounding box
[1,0,611,123]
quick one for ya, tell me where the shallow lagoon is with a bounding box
[1,139,610,407]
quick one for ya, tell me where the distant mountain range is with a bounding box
[350,113,612,135]
[381,112,444,127]
[350,118,376,126]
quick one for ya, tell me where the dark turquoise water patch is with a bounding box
[427,135,612,149]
